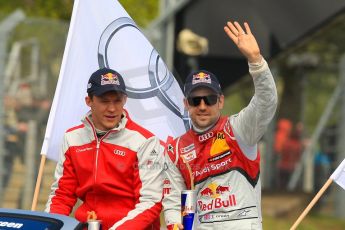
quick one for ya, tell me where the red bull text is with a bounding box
[181,190,196,230]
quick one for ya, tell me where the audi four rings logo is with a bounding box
[114,149,126,156]
[97,17,190,130]
[199,132,214,142]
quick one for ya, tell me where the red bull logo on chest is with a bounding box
[198,183,237,211]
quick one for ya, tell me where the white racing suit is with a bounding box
[163,58,278,230]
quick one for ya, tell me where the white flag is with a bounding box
[330,158,345,190]
[41,0,188,161]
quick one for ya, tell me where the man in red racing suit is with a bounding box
[45,68,164,230]
[163,21,278,229]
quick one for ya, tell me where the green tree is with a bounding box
[0,0,158,26]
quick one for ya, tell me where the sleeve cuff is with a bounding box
[248,57,269,77]
[164,209,181,226]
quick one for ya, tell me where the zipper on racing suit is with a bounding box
[94,140,101,182]
[94,132,111,182]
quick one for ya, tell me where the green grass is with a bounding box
[263,214,345,230]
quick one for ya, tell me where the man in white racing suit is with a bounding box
[163,21,278,229]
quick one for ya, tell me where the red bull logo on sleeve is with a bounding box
[101,73,120,86]
[192,72,211,85]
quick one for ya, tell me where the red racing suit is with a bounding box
[163,59,278,230]
[45,111,164,230]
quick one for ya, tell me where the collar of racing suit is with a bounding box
[82,110,128,139]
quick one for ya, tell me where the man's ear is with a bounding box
[218,94,225,110]
[123,95,128,104]
[85,96,92,107]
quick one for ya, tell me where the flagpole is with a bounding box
[31,154,47,211]
[290,178,333,230]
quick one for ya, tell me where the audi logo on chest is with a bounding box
[198,132,214,142]
[114,149,126,156]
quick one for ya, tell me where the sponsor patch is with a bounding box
[193,158,232,177]
[208,151,232,162]
[192,72,211,85]
[114,149,126,156]
[198,131,214,142]
[76,147,93,153]
[181,150,196,162]
[180,143,195,153]
[101,73,120,86]
[210,131,230,157]
[150,149,158,156]
[238,209,251,217]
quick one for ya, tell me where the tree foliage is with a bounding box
[119,0,158,27]
[0,0,158,26]
[0,0,73,20]
[0,0,159,98]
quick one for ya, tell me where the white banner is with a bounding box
[330,158,345,190]
[41,0,188,161]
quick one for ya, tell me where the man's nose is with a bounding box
[108,102,117,111]
[198,99,207,109]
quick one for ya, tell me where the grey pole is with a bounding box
[334,54,345,218]
[145,0,191,62]
[0,9,25,205]
[146,0,190,34]
[164,0,177,70]
[22,120,37,209]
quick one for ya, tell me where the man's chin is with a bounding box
[195,120,211,129]
[103,122,117,130]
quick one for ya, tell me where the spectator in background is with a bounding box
[3,95,20,189]
[276,122,304,189]
[274,119,293,155]
[15,83,36,163]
